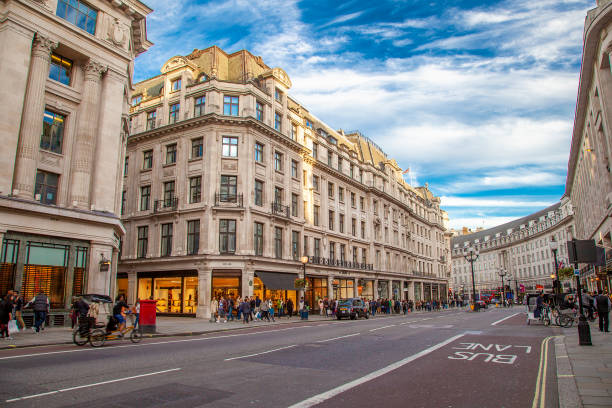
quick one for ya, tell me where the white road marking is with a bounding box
[288,333,465,408]
[6,368,181,403]
[316,333,360,343]
[369,325,396,332]
[491,313,520,326]
[224,344,297,361]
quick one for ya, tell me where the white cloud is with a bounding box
[440,196,554,208]
[448,216,519,230]
[321,11,365,28]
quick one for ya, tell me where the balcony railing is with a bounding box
[309,256,373,271]
[154,196,178,213]
[214,192,244,207]
[271,202,290,218]
[411,270,438,278]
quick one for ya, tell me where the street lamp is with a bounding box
[463,246,480,311]
[498,268,507,307]
[300,256,308,278]
[549,238,560,295]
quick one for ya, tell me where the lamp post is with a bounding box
[549,238,560,295]
[506,274,515,306]
[498,268,507,307]
[463,246,479,311]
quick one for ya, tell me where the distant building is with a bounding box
[0,0,152,324]
[566,0,612,291]
[450,198,574,298]
[118,45,450,318]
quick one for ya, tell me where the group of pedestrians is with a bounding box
[211,295,301,324]
[579,291,612,332]
[0,290,50,339]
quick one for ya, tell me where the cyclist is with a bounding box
[113,295,129,333]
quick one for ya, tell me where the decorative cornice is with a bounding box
[82,60,107,81]
[31,32,57,59]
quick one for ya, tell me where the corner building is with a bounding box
[0,0,151,325]
[119,46,449,318]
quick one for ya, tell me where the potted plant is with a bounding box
[294,278,308,289]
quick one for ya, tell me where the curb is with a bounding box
[555,335,583,408]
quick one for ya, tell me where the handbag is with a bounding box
[8,319,19,335]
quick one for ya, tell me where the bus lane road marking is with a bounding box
[448,341,532,365]
[224,344,298,361]
[491,312,521,326]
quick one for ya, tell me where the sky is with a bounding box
[133,0,595,230]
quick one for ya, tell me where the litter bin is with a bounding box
[300,308,309,320]
[139,299,157,333]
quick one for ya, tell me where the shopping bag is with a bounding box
[8,319,19,335]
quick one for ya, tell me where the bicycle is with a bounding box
[73,313,142,347]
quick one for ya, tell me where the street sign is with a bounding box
[574,269,580,276]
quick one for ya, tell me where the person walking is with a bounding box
[13,291,25,330]
[286,298,294,318]
[0,294,13,339]
[318,298,324,315]
[240,297,250,324]
[260,298,270,322]
[27,291,49,333]
[210,297,219,323]
[594,291,611,332]
[268,299,275,322]
[217,296,227,323]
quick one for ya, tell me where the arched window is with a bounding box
[198,73,208,82]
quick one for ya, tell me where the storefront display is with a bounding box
[392,281,401,300]
[253,272,298,311]
[305,277,328,311]
[377,280,388,299]
[333,279,354,299]
[212,272,241,300]
[424,283,432,301]
[360,280,373,299]
[137,272,198,315]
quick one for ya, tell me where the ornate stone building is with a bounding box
[0,0,151,324]
[118,46,449,318]
[450,197,574,299]
[566,0,612,290]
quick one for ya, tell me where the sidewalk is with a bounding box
[0,308,456,350]
[557,320,612,408]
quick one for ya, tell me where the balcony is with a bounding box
[308,256,374,271]
[271,201,290,219]
[214,192,244,208]
[154,196,178,213]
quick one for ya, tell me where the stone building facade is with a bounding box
[0,0,151,324]
[566,0,612,290]
[118,46,449,318]
[450,198,575,300]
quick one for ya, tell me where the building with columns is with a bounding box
[0,0,151,324]
[450,197,574,300]
[566,0,612,290]
[118,46,450,318]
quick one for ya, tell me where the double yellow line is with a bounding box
[532,336,556,408]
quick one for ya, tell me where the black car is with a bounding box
[336,298,369,320]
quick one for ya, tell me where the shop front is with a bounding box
[305,276,328,312]
[432,284,439,301]
[392,281,401,300]
[211,270,242,301]
[424,283,432,301]
[333,278,354,299]
[414,282,422,301]
[137,271,198,315]
[377,280,388,299]
[253,271,298,312]
[358,280,374,299]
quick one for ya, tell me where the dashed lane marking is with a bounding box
[224,344,298,361]
[369,325,396,332]
[491,313,521,326]
[316,333,361,343]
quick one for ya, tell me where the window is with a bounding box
[291,160,298,178]
[137,226,148,258]
[121,191,126,215]
[255,142,264,162]
[338,187,344,202]
[313,205,320,226]
[163,181,175,206]
[189,176,201,203]
[328,182,334,198]
[171,78,181,92]
[256,102,264,121]
[275,88,282,102]
[222,136,238,157]
[124,156,129,176]
[312,175,319,192]
[292,231,299,260]
[362,249,367,265]
[274,151,283,171]
[327,151,333,167]
[312,143,318,160]
[160,223,173,257]
[169,103,180,124]
[291,124,297,141]
[191,137,203,158]
[187,220,200,255]
[339,214,344,233]
[219,219,236,254]
[146,111,156,130]
[198,73,208,82]
[361,221,365,239]
[49,53,72,85]
[291,193,298,216]
[306,119,313,129]
[56,0,97,35]
[274,112,281,131]
[329,241,335,261]
[254,222,264,256]
[353,247,358,264]
[140,185,150,210]
[220,175,237,202]
[194,96,205,117]
[303,235,308,256]
[41,110,65,154]
[165,143,177,164]
[274,187,283,204]
[275,227,283,258]
[351,192,356,207]
[34,170,58,204]
[143,150,153,169]
[350,164,354,178]
[254,179,263,206]
[329,210,334,230]
[351,218,356,236]
[314,238,321,258]
[223,95,239,116]
[338,156,343,172]
[360,197,364,210]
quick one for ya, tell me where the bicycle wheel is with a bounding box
[72,329,88,346]
[130,327,143,343]
[542,315,551,326]
[559,314,574,328]
[89,329,107,347]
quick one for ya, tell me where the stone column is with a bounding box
[373,279,378,299]
[353,278,358,298]
[196,266,212,319]
[327,276,334,300]
[69,60,107,209]
[387,280,393,299]
[127,271,137,305]
[243,264,254,298]
[430,284,433,301]
[12,33,57,199]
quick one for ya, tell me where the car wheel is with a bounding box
[337,316,341,320]
[365,311,369,319]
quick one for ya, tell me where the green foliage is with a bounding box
[558,267,575,281]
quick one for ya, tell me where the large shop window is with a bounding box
[72,246,88,296]
[138,274,198,314]
[305,277,328,311]
[0,239,19,298]
[212,275,241,300]
[23,242,69,308]
[253,274,297,309]
[333,279,354,300]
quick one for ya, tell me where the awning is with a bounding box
[255,271,298,290]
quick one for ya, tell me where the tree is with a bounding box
[558,267,574,281]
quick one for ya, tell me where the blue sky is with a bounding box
[134,0,594,230]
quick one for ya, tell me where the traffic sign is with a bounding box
[574,269,580,276]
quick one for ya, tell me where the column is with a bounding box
[430,284,433,301]
[420,282,425,301]
[69,59,107,209]
[86,243,113,295]
[327,276,334,300]
[373,279,378,299]
[196,266,212,319]
[127,271,137,306]
[387,280,393,299]
[12,33,57,199]
[243,264,254,298]
[353,278,358,298]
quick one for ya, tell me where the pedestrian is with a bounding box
[217,296,227,323]
[236,296,242,321]
[582,292,594,321]
[594,291,611,332]
[70,296,79,329]
[286,298,294,318]
[0,294,13,339]
[240,297,250,324]
[133,300,140,328]
[268,298,275,322]
[227,296,234,321]
[250,297,256,321]
[13,290,25,330]
[318,298,324,315]
[26,291,49,333]
[260,298,270,322]
[210,297,219,322]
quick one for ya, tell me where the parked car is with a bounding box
[336,298,369,320]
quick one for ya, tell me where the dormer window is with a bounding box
[171,78,181,92]
[198,73,208,82]
[131,95,142,106]
[328,135,337,145]
[275,88,283,102]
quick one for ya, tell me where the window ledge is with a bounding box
[140,168,152,173]
[188,157,203,163]
[163,163,177,168]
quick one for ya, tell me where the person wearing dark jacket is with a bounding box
[239,298,251,324]
[594,292,612,332]
[286,298,294,318]
[0,295,13,339]
[27,292,49,333]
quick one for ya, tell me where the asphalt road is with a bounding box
[0,307,558,408]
